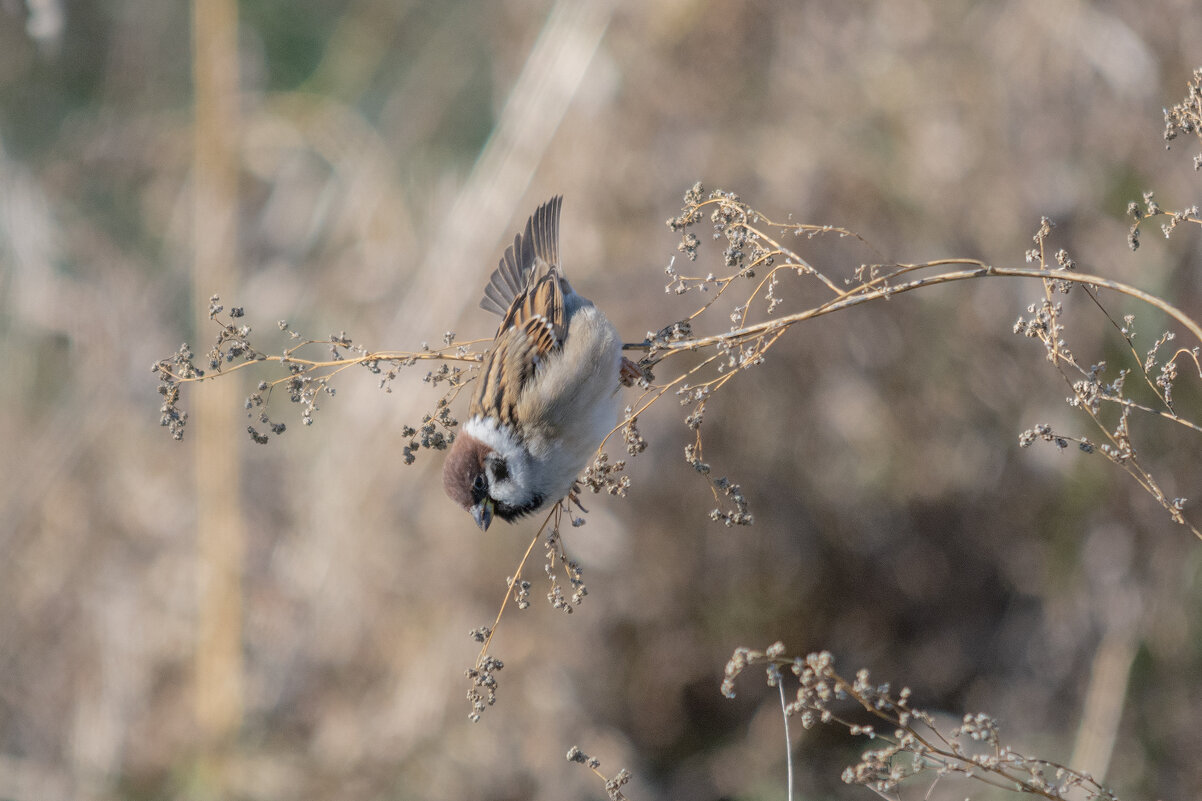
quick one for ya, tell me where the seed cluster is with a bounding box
[464,655,503,723]
[1012,215,1199,534]
[153,299,475,450]
[400,402,458,465]
[463,503,595,720]
[1163,67,1202,170]
[565,746,632,801]
[725,644,1120,800]
[544,526,587,613]
[581,452,631,497]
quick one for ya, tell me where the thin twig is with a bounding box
[777,672,794,801]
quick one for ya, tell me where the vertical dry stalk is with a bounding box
[191,0,244,752]
[1070,627,1139,784]
[385,0,614,343]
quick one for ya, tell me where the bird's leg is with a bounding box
[566,482,590,514]
[619,356,644,387]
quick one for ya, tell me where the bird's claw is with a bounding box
[619,357,645,387]
[567,482,590,514]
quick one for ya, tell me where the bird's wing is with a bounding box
[470,197,570,424]
[469,319,556,425]
[480,197,565,343]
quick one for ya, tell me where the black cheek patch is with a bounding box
[493,493,545,522]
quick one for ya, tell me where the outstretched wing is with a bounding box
[470,196,569,423]
[480,197,565,338]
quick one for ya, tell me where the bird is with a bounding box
[442,196,627,530]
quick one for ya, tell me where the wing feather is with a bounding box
[469,324,546,425]
[479,196,564,323]
[481,233,527,317]
[471,196,570,427]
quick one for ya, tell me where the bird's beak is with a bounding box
[471,499,495,531]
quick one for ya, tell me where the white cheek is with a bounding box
[489,464,537,508]
[463,416,537,505]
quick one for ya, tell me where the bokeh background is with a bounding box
[2,1,1202,799]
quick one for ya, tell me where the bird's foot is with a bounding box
[567,483,590,514]
[619,357,645,387]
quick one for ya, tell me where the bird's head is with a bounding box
[442,429,543,530]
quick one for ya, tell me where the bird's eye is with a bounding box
[472,474,487,493]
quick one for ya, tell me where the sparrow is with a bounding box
[442,196,625,530]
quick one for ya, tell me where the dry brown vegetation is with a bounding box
[4,3,1202,801]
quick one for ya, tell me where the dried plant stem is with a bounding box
[1070,626,1139,784]
[728,646,1120,800]
[191,0,244,756]
[775,673,794,801]
[465,502,592,720]
[473,511,551,667]
[648,264,1202,358]
[638,238,1202,535]
[158,346,486,386]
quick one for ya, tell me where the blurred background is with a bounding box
[2,0,1202,799]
